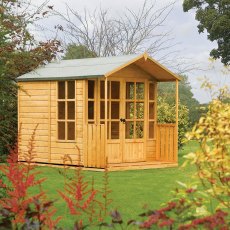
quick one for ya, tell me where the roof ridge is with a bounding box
[53,53,140,63]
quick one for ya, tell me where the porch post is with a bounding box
[105,77,108,166]
[175,80,179,163]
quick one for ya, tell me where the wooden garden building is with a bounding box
[17,53,179,170]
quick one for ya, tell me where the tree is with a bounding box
[55,0,193,72]
[0,0,61,156]
[63,44,96,59]
[158,75,201,126]
[183,0,230,66]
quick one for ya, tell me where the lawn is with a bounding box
[33,141,199,228]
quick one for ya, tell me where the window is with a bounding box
[99,80,120,139]
[148,82,155,139]
[87,80,95,123]
[125,82,145,139]
[57,81,75,141]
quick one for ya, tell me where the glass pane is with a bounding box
[58,122,65,140]
[111,122,119,139]
[107,122,110,139]
[126,82,134,99]
[149,102,155,119]
[100,81,105,99]
[111,81,120,99]
[136,121,144,138]
[100,101,105,119]
[107,81,110,99]
[149,122,154,139]
[149,83,155,100]
[58,102,65,119]
[136,102,144,119]
[58,81,65,99]
[68,81,75,99]
[67,101,75,120]
[67,122,75,140]
[125,121,134,139]
[88,101,94,120]
[107,101,109,119]
[88,80,95,99]
[136,82,144,99]
[126,102,134,119]
[111,102,119,119]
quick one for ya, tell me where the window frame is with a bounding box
[87,79,96,124]
[57,80,76,142]
[148,81,157,139]
[125,81,145,140]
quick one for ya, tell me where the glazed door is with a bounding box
[100,79,146,164]
[101,80,123,163]
[122,81,145,162]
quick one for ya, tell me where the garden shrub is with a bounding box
[157,96,189,149]
[185,98,230,210]
[103,94,229,229]
[0,130,60,229]
[0,89,229,229]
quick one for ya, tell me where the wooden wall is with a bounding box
[18,82,50,163]
[110,63,153,80]
[18,81,84,165]
[156,124,177,162]
[146,140,156,161]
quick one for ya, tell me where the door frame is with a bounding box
[101,77,148,163]
[85,77,148,164]
[122,78,147,162]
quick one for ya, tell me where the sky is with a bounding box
[34,0,230,103]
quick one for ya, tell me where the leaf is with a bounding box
[195,206,209,217]
[183,152,196,160]
[176,181,187,188]
[181,160,188,168]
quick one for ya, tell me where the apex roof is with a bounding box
[17,53,180,82]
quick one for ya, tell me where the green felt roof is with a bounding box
[17,53,180,82]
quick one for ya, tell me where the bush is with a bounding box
[158,96,189,149]
[0,92,229,229]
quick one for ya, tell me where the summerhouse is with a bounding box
[17,53,179,170]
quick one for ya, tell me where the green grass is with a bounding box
[33,141,199,228]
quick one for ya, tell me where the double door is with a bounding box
[100,79,146,163]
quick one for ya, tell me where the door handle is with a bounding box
[120,118,126,123]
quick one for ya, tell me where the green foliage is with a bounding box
[157,76,198,149]
[0,78,17,156]
[0,131,60,229]
[158,75,202,126]
[103,88,230,229]
[0,0,61,155]
[63,44,96,60]
[183,0,230,65]
[157,96,189,149]
[102,186,228,229]
[185,97,230,210]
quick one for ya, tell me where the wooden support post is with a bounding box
[175,80,179,163]
[48,81,51,163]
[104,78,108,166]
[18,84,21,160]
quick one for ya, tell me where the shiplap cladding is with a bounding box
[18,81,84,165]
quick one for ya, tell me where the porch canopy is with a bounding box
[17,53,180,82]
